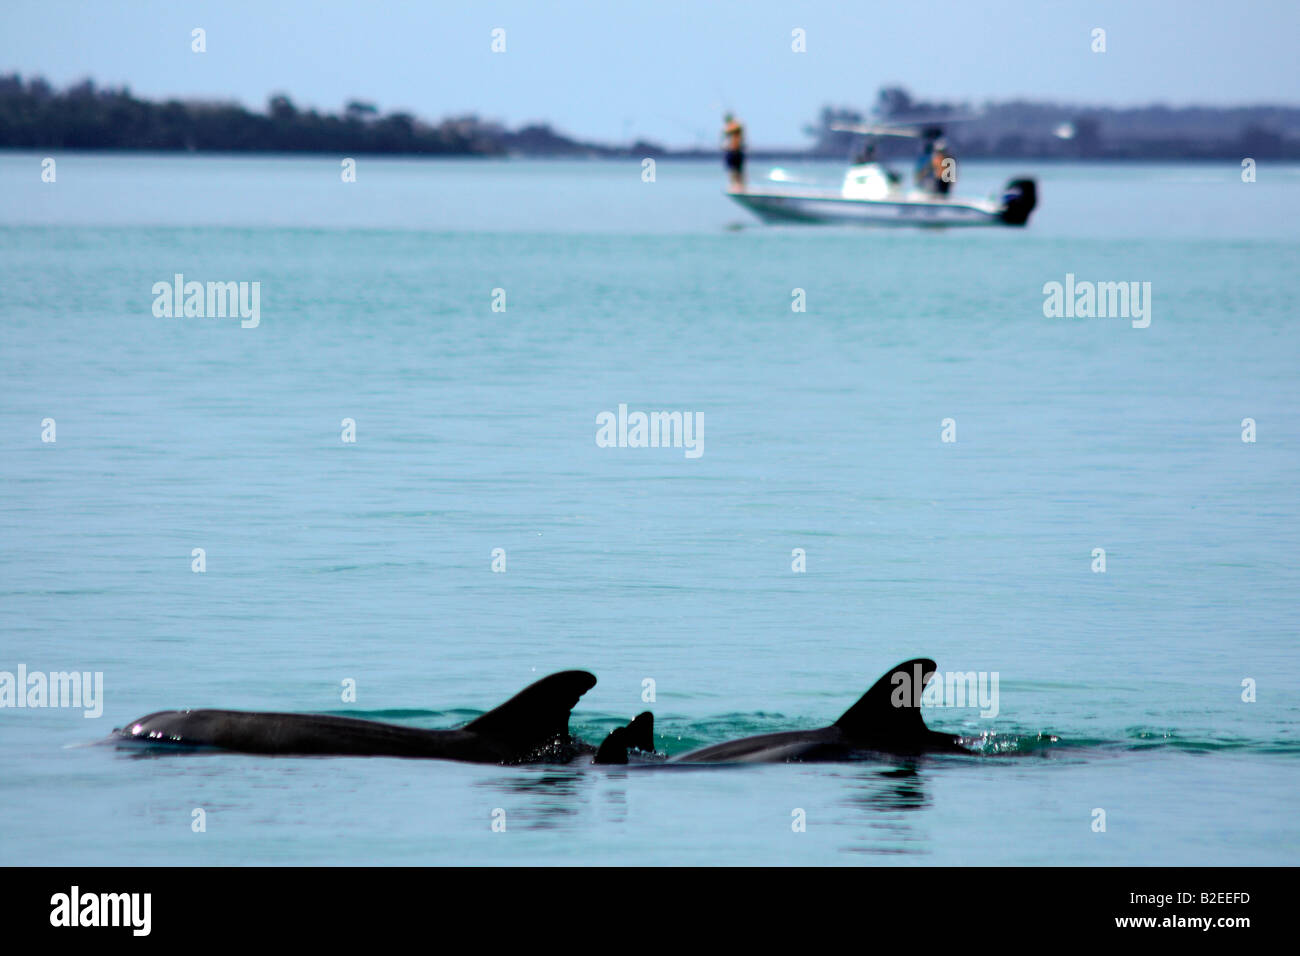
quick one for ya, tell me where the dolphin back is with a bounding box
[113,670,599,762]
[672,658,963,763]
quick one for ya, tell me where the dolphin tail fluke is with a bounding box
[464,670,596,754]
[834,658,937,741]
[593,711,656,764]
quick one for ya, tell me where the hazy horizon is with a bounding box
[2,0,1298,148]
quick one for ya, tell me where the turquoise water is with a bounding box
[1,154,1298,865]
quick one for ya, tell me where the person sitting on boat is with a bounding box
[914,131,939,191]
[722,113,746,192]
[930,139,955,196]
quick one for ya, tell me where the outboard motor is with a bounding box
[998,178,1037,226]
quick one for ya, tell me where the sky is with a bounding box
[2,0,1297,149]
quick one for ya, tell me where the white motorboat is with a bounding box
[727,121,1037,227]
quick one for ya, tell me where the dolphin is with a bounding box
[114,670,605,764]
[643,659,970,764]
[593,711,657,764]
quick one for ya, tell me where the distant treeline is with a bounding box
[805,87,1300,161]
[2,75,1299,160]
[0,74,664,157]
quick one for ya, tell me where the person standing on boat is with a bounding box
[722,113,746,192]
[914,126,942,192]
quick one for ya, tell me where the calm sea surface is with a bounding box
[1,153,1297,865]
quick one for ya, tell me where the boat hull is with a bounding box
[728,186,1029,227]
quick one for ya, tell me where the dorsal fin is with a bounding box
[834,658,937,740]
[594,726,629,764]
[624,711,655,753]
[464,671,596,755]
[592,712,655,765]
